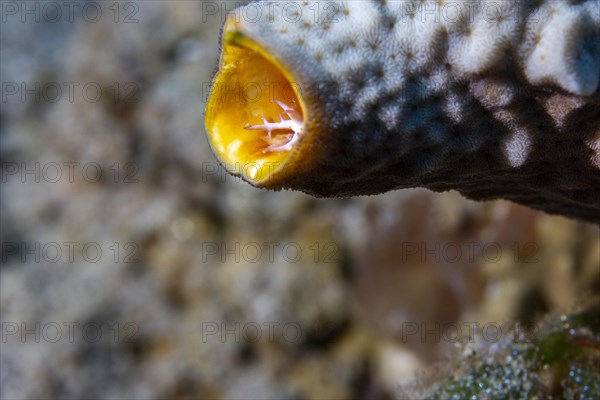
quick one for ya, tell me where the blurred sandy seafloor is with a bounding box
[0,1,599,399]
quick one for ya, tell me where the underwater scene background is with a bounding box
[1,1,599,398]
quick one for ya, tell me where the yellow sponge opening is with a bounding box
[205,19,305,184]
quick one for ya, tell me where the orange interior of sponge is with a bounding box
[205,21,305,184]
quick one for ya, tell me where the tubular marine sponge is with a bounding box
[204,0,600,223]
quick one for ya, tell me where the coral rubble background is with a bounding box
[1,1,599,398]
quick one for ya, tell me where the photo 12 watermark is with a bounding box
[398,321,539,345]
[399,241,539,264]
[1,1,139,24]
[201,80,306,105]
[1,241,139,264]
[1,321,139,344]
[201,320,342,344]
[201,1,343,24]
[1,162,140,184]
[200,161,323,184]
[200,241,341,264]
[1,82,141,104]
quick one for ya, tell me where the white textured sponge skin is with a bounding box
[236,0,599,95]
[217,0,600,223]
[524,1,600,95]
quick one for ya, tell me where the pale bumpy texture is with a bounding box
[210,0,600,222]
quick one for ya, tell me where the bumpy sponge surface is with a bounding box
[208,0,600,223]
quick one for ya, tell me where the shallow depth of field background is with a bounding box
[1,1,599,398]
